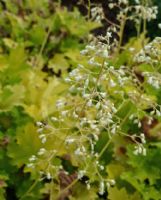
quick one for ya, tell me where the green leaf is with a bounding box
[48,54,69,74]
[30,25,46,46]
[108,187,141,200]
[121,145,161,199]
[57,8,100,37]
[7,123,41,167]
[70,182,98,200]
[0,85,25,111]
[126,146,161,184]
[3,38,17,49]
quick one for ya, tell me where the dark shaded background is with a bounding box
[61,0,161,43]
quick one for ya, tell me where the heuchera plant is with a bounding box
[25,0,161,199]
[0,0,161,199]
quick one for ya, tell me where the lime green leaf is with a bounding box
[57,8,100,37]
[48,54,69,74]
[7,123,41,167]
[0,85,25,111]
[70,182,98,200]
[106,163,125,179]
[3,38,17,49]
[108,187,141,200]
[30,25,46,46]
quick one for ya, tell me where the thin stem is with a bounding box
[57,179,79,199]
[104,17,119,28]
[137,18,142,39]
[35,26,51,69]
[142,0,147,47]
[87,0,91,20]
[97,138,112,160]
[142,18,147,47]
[20,180,39,200]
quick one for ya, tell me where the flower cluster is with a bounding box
[134,37,161,90]
[91,6,104,23]
[134,37,161,64]
[26,1,161,195]
[134,5,158,21]
[133,133,146,156]
[28,31,161,194]
[108,0,158,40]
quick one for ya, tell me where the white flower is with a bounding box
[156,110,161,117]
[56,99,65,109]
[37,128,43,133]
[90,123,97,129]
[129,114,134,120]
[78,170,86,179]
[86,45,95,51]
[36,121,43,127]
[47,172,52,180]
[102,49,109,58]
[38,148,46,155]
[65,77,71,83]
[158,23,161,29]
[109,79,116,87]
[133,145,146,156]
[142,148,147,156]
[129,47,135,52]
[51,117,58,121]
[73,111,78,118]
[109,179,115,186]
[109,3,114,9]
[41,137,47,144]
[27,163,34,168]
[65,138,75,144]
[99,165,104,170]
[88,57,101,66]
[135,0,140,4]
[74,148,82,155]
[106,32,112,38]
[84,79,89,88]
[80,49,88,55]
[61,110,68,117]
[96,102,101,109]
[83,93,90,99]
[29,155,37,162]
[87,99,92,107]
[111,127,116,134]
[138,121,141,128]
[99,181,105,195]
